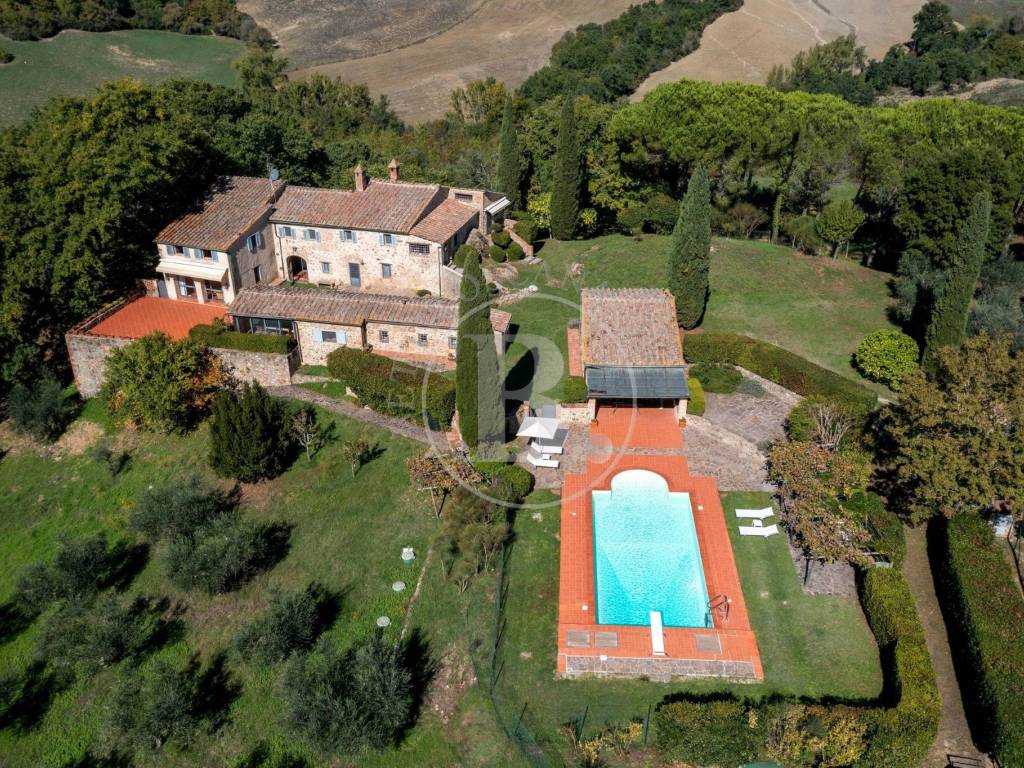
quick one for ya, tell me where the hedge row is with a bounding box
[686,376,705,416]
[189,323,295,355]
[935,514,1024,766]
[655,569,938,768]
[685,333,877,410]
[473,461,534,502]
[325,347,456,429]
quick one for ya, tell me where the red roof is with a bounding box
[409,198,477,243]
[155,176,283,251]
[271,180,443,235]
[86,297,225,340]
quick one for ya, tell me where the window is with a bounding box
[320,261,331,274]
[167,244,185,256]
[302,228,320,241]
[253,265,263,283]
[379,330,389,344]
[314,329,344,344]
[378,233,395,247]
[250,317,294,335]
[449,335,457,350]
[455,192,473,203]
[340,229,356,242]
[417,333,428,347]
[381,263,392,279]
[408,243,430,255]
[204,282,224,302]
[246,232,263,253]
[200,249,216,261]
[277,225,295,238]
[178,278,197,298]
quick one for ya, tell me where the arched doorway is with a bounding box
[286,256,308,281]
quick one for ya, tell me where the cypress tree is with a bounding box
[456,252,484,447]
[922,189,991,371]
[208,381,291,482]
[549,96,580,240]
[495,95,521,208]
[668,165,712,329]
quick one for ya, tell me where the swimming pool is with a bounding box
[592,469,711,628]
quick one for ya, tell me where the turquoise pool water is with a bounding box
[592,470,711,628]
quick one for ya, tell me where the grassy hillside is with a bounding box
[0,30,241,125]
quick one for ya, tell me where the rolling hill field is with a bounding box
[0,30,241,126]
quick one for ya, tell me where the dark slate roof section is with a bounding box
[585,366,690,399]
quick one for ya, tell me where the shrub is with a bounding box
[506,241,524,261]
[492,230,512,248]
[854,330,919,390]
[785,394,872,447]
[688,362,742,393]
[0,48,12,64]
[847,491,906,568]
[656,699,761,765]
[326,347,456,429]
[188,321,294,354]
[108,660,198,752]
[935,514,1024,766]
[687,376,705,416]
[132,480,238,541]
[513,217,538,244]
[562,376,588,403]
[473,461,534,501]
[37,594,158,673]
[643,193,679,234]
[165,515,279,595]
[208,382,293,482]
[617,205,646,234]
[454,243,476,268]
[7,377,76,442]
[235,585,324,663]
[491,221,504,234]
[13,534,116,611]
[283,634,413,753]
[685,333,877,410]
[416,288,431,296]
[488,244,507,262]
[101,332,226,433]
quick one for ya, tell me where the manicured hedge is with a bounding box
[936,514,1024,766]
[326,347,456,429]
[473,461,534,501]
[686,376,705,416]
[189,323,295,354]
[685,333,877,410]
[562,376,588,404]
[655,568,938,768]
[513,218,539,244]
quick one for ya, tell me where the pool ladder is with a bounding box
[706,593,730,626]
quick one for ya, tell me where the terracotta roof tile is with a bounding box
[409,199,478,243]
[85,297,225,340]
[156,176,283,252]
[581,288,684,367]
[227,285,510,333]
[270,180,444,235]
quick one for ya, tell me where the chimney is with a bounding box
[388,157,401,182]
[354,164,368,192]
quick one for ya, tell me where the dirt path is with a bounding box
[902,526,985,767]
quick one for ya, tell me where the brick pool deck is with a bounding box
[557,408,763,681]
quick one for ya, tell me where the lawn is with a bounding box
[484,489,882,764]
[0,404,518,767]
[0,30,241,125]
[503,235,897,390]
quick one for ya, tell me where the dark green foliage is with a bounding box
[108,660,199,752]
[923,190,992,370]
[518,0,742,103]
[441,488,508,591]
[189,322,295,354]
[0,47,11,63]
[768,34,876,105]
[488,244,507,262]
[549,97,581,241]
[506,241,525,261]
[13,534,116,611]
[492,230,512,248]
[512,218,538,244]
[617,205,647,234]
[101,333,225,433]
[935,514,1024,766]
[208,382,293,482]
[669,166,711,329]
[847,492,906,568]
[643,193,680,234]
[36,594,160,673]
[165,514,280,595]
[235,585,325,664]
[7,377,75,442]
[685,333,877,410]
[785,394,871,446]
[453,243,477,268]
[472,462,534,502]
[455,251,502,448]
[562,375,589,403]
[495,95,522,208]
[131,479,238,542]
[687,362,741,393]
[326,347,456,429]
[282,634,413,753]
[655,569,938,768]
[686,377,705,416]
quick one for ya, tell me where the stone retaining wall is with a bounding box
[563,654,757,681]
[66,333,132,398]
[216,347,297,387]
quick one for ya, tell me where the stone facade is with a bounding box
[295,320,363,366]
[231,217,279,290]
[562,654,758,682]
[365,320,457,360]
[274,225,461,298]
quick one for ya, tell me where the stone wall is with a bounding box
[562,654,757,682]
[214,346,297,387]
[232,217,280,290]
[66,332,131,398]
[365,321,455,361]
[295,320,364,365]
[557,403,592,425]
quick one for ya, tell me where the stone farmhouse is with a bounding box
[66,163,513,396]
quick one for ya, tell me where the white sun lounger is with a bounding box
[735,507,774,520]
[526,445,559,469]
[739,524,779,537]
[650,610,666,656]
